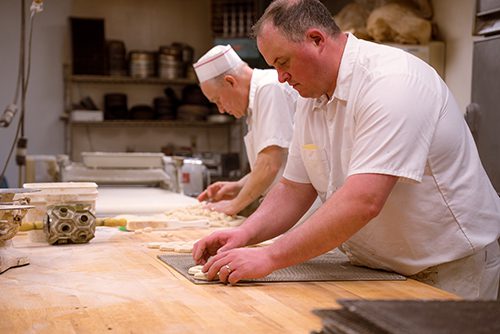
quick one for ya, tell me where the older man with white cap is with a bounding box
[193,44,297,216]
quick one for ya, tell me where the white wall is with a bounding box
[0,0,71,187]
[69,0,212,61]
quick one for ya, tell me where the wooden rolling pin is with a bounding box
[18,217,127,231]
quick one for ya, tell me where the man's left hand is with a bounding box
[202,247,275,284]
[205,200,240,216]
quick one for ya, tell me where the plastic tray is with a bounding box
[82,152,164,169]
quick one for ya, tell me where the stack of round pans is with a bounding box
[181,84,210,105]
[172,42,194,64]
[104,93,128,120]
[176,104,210,122]
[158,45,184,79]
[129,50,156,78]
[154,97,176,120]
[130,104,156,120]
[107,40,127,76]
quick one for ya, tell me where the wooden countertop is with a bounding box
[1,227,458,333]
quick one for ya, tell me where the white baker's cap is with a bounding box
[193,45,243,83]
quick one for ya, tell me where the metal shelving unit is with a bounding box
[62,64,197,118]
[62,66,244,167]
[69,120,233,128]
[69,74,196,86]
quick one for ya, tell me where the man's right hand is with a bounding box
[197,181,242,202]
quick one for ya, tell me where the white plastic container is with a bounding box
[22,182,98,223]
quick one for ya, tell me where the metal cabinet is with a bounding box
[469,35,500,192]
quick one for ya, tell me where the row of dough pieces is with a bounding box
[163,203,245,227]
[127,203,246,232]
[147,240,196,253]
[146,237,275,254]
[147,242,217,281]
[188,265,217,281]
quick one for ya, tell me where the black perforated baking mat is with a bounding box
[157,249,406,284]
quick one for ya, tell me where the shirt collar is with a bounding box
[248,69,260,112]
[246,69,259,126]
[313,33,359,110]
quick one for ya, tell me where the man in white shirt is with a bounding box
[192,0,500,299]
[193,45,297,216]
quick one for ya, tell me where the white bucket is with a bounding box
[181,159,210,197]
[22,182,98,224]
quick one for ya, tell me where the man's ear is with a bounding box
[306,28,325,47]
[224,75,236,87]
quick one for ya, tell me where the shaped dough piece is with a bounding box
[159,241,182,251]
[146,242,164,249]
[154,240,198,253]
[194,271,219,281]
[126,218,170,231]
[188,265,204,275]
[174,243,193,253]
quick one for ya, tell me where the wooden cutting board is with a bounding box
[115,214,210,231]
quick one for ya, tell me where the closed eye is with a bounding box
[274,58,288,70]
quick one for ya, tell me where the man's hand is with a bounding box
[192,228,249,265]
[205,200,240,216]
[202,247,275,284]
[197,181,242,202]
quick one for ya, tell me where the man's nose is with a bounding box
[278,71,291,83]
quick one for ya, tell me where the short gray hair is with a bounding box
[207,62,247,87]
[251,0,341,42]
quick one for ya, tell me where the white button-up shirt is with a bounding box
[284,34,500,275]
[245,69,297,194]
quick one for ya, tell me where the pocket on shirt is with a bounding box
[301,144,330,195]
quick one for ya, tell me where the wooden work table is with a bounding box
[1,227,458,333]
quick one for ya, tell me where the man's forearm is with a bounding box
[231,166,276,212]
[239,179,318,246]
[266,173,398,270]
[230,147,285,212]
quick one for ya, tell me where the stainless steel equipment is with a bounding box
[468,2,500,194]
[61,152,177,191]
